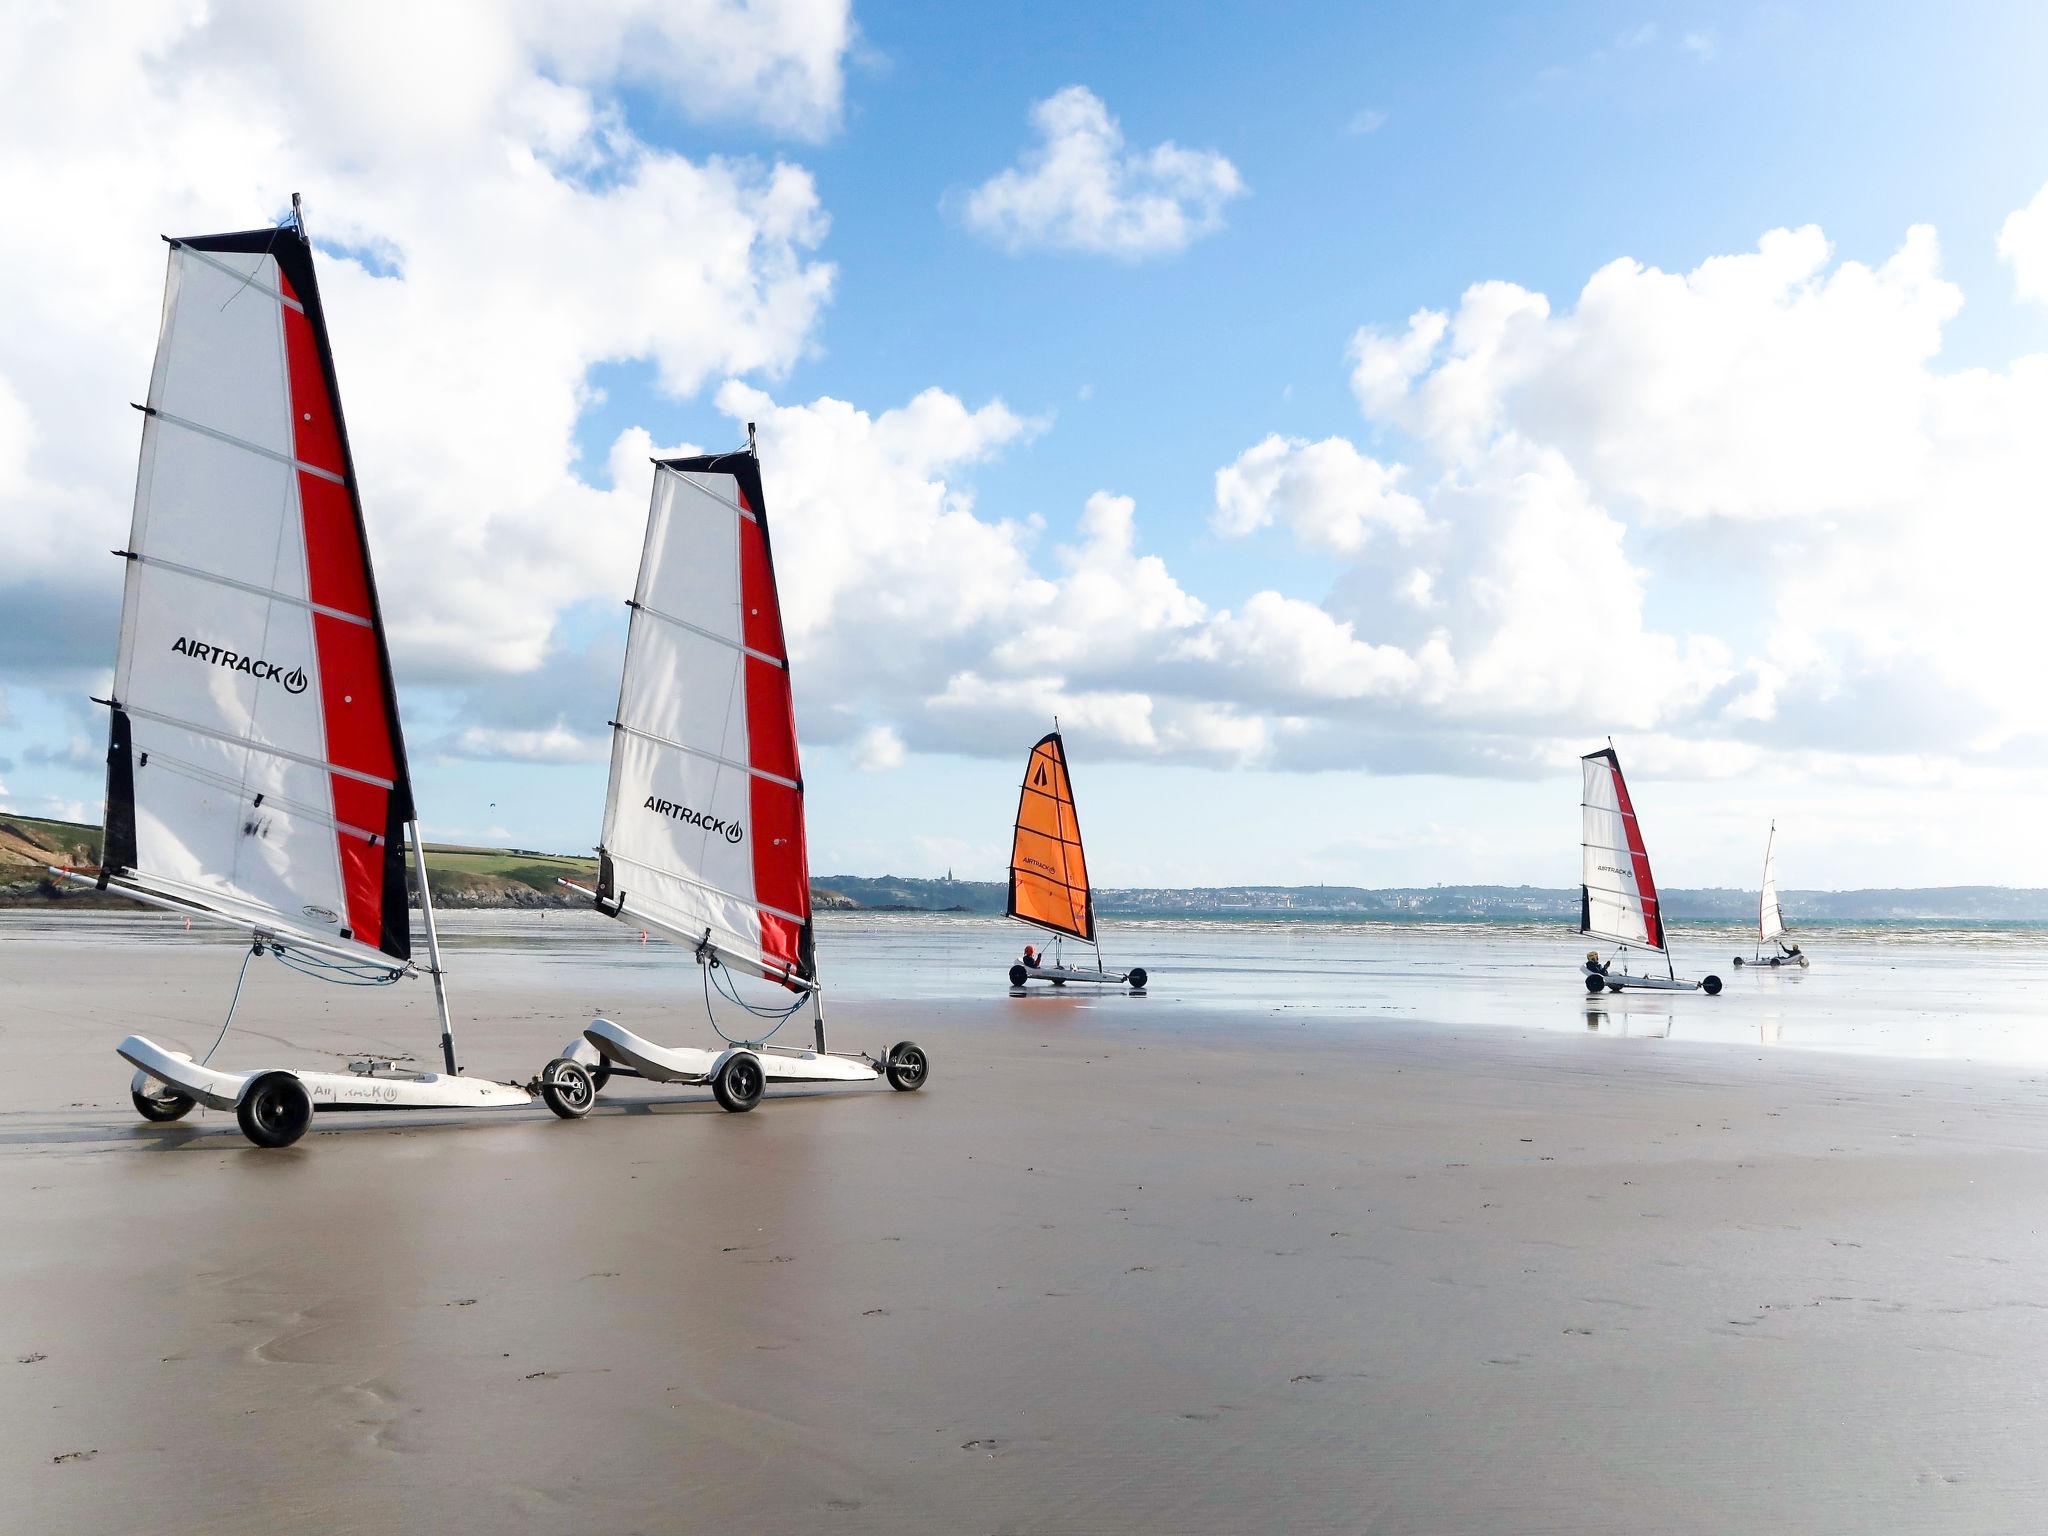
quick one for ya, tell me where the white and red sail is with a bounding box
[593,452,815,990]
[1580,746,1664,952]
[98,220,414,962]
[1759,822,1785,945]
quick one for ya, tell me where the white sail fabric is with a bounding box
[1580,749,1665,952]
[1759,824,1785,942]
[596,457,814,989]
[99,230,413,964]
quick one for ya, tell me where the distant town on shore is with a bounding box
[7,812,2044,923]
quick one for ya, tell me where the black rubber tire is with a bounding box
[1008,964,1028,987]
[885,1041,929,1092]
[1584,973,1605,995]
[1127,967,1149,990]
[1733,956,1745,966]
[236,1071,312,1148]
[1606,982,1623,994]
[587,1058,612,1093]
[1702,974,1723,996]
[132,1085,196,1123]
[712,1052,764,1113]
[541,1058,595,1119]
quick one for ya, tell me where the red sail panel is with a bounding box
[737,488,810,977]
[280,268,401,950]
[1606,758,1663,949]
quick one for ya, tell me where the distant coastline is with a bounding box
[7,813,2046,923]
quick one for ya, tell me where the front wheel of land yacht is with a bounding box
[1128,968,1148,991]
[237,1072,312,1149]
[712,1052,764,1113]
[1584,974,1605,994]
[132,1085,195,1123]
[1009,964,1028,987]
[1702,975,1723,996]
[541,1058,596,1119]
[885,1041,929,1092]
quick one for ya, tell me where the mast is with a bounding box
[409,820,458,1073]
[1758,822,1771,960]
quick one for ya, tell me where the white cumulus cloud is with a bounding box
[958,86,1246,260]
[852,724,906,771]
[0,0,849,696]
[1213,434,1428,553]
[1998,177,2048,307]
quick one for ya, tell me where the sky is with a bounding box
[4,0,2048,891]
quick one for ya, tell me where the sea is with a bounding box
[11,907,2048,1068]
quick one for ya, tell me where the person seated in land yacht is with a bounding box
[1020,944,1041,970]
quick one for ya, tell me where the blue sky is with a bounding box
[5,0,2048,889]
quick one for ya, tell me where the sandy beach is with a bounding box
[7,928,2048,1534]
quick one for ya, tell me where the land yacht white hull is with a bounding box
[1008,962,1148,990]
[120,1034,536,1146]
[1582,962,1721,996]
[541,1016,927,1116]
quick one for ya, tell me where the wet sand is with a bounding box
[6,934,2048,1533]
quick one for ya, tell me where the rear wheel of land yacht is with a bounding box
[1702,975,1723,995]
[132,1085,196,1122]
[1584,974,1605,995]
[712,1052,764,1113]
[237,1072,312,1149]
[1128,968,1149,991]
[1009,964,1029,987]
[541,1058,595,1119]
[885,1041,929,1092]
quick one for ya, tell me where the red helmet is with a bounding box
[1024,946,1037,958]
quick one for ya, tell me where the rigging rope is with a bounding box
[699,951,807,1046]
[197,942,259,1066]
[270,943,406,987]
[197,936,402,1064]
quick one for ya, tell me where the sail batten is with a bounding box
[99,218,415,961]
[147,406,350,483]
[592,453,815,991]
[1580,746,1665,953]
[1007,731,1095,943]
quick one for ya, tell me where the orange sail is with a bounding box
[1007,731,1094,941]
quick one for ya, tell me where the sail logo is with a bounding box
[1033,764,1049,787]
[644,796,744,843]
[171,636,308,695]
